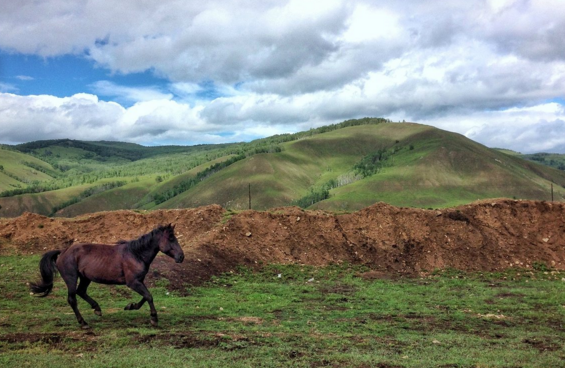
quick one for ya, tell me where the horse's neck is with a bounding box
[134,236,161,264]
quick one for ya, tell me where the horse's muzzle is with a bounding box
[175,253,185,263]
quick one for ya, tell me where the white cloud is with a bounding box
[169,83,203,97]
[90,81,173,103]
[0,92,248,146]
[1,1,565,151]
[15,75,34,81]
[422,103,565,153]
[0,93,124,143]
[341,4,402,43]
[0,83,17,93]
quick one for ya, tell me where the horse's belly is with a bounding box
[81,264,126,285]
[89,274,126,285]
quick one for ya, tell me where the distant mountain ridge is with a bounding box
[15,138,234,162]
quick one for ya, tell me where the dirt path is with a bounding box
[2,199,564,286]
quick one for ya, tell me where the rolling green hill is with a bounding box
[157,123,430,210]
[1,119,564,217]
[0,146,56,192]
[316,127,565,210]
[159,123,565,211]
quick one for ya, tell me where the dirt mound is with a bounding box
[2,200,564,287]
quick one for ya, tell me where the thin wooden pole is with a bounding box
[249,183,251,209]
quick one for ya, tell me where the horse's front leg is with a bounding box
[126,279,158,327]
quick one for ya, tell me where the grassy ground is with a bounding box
[1,256,565,367]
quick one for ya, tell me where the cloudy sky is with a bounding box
[1,0,564,153]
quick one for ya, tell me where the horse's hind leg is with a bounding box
[124,297,146,311]
[77,277,102,316]
[60,271,89,329]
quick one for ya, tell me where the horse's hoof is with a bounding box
[81,324,91,330]
[150,319,158,327]
[124,303,134,310]
[94,310,102,316]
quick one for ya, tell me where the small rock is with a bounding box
[296,217,301,222]
[245,232,252,237]
[432,339,441,344]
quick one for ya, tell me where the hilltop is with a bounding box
[1,118,564,217]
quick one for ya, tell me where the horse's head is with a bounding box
[158,224,184,263]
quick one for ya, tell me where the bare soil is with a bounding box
[1,199,564,288]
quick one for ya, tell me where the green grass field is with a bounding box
[2,255,565,367]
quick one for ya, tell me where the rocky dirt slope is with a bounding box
[1,199,564,286]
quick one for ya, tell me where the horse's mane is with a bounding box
[119,225,170,256]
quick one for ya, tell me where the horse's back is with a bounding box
[61,242,121,261]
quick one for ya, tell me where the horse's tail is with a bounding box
[30,250,61,297]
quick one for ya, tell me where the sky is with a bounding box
[1,0,565,153]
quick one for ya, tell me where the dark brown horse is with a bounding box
[30,224,184,329]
